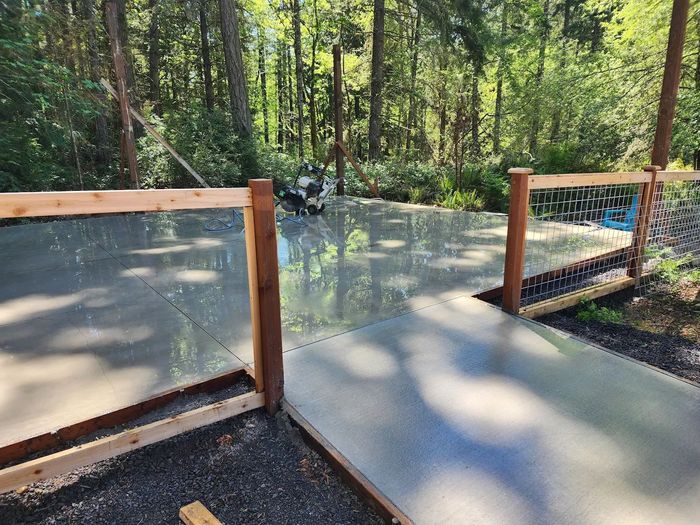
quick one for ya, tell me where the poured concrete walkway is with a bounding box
[0,197,624,445]
[285,296,700,525]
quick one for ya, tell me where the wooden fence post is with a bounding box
[502,168,533,314]
[248,179,284,415]
[627,165,660,280]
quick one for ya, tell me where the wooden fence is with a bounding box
[502,167,700,318]
[0,180,283,492]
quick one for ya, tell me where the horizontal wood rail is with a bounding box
[528,172,650,189]
[656,170,700,182]
[519,277,635,318]
[0,367,249,466]
[0,188,252,218]
[0,392,264,494]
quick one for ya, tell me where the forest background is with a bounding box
[1,0,699,212]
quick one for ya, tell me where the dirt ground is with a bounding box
[540,280,700,384]
[0,381,382,525]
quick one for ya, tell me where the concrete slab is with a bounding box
[0,197,632,447]
[285,296,700,525]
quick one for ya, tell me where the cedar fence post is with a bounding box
[333,44,345,195]
[248,179,284,415]
[502,168,533,314]
[627,165,660,281]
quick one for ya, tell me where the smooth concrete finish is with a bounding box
[285,296,700,525]
[0,198,628,445]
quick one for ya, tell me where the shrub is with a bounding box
[576,297,623,324]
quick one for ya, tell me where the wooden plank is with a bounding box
[179,501,223,525]
[528,172,651,189]
[0,367,248,466]
[100,79,210,189]
[248,180,284,415]
[519,277,635,319]
[336,141,379,197]
[656,170,700,182]
[502,168,532,313]
[283,400,414,525]
[105,1,139,188]
[244,206,264,393]
[0,188,252,219]
[0,392,264,494]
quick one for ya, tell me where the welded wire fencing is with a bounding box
[501,168,700,317]
[639,172,700,294]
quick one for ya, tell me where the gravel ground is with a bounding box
[0,383,383,524]
[539,287,700,384]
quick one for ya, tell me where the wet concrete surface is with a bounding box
[285,296,700,524]
[0,197,628,446]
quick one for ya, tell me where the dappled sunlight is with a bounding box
[373,239,406,249]
[175,269,221,283]
[129,243,192,255]
[85,325,154,346]
[0,293,82,324]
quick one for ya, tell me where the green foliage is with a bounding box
[655,255,695,285]
[440,189,484,212]
[576,297,623,324]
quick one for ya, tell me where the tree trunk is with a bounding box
[651,0,690,168]
[276,41,285,152]
[438,102,447,164]
[493,2,508,155]
[470,69,480,157]
[405,10,421,152]
[308,0,320,157]
[258,31,270,143]
[549,0,570,142]
[453,91,466,191]
[528,0,550,156]
[148,0,160,114]
[292,0,305,158]
[286,45,295,152]
[199,0,215,112]
[368,0,385,161]
[218,0,252,137]
[115,0,136,105]
[695,17,700,90]
[83,0,109,164]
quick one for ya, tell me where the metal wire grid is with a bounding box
[639,178,700,294]
[520,183,644,307]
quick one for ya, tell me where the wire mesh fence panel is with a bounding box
[639,174,700,295]
[520,183,645,307]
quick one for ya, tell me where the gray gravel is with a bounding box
[0,384,383,524]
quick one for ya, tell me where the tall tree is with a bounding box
[219,0,253,137]
[82,0,109,164]
[492,1,508,155]
[651,0,690,168]
[258,30,270,143]
[292,0,305,158]
[528,0,550,156]
[405,10,421,152]
[147,0,160,114]
[199,0,215,112]
[368,0,385,161]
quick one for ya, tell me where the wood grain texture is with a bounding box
[244,205,264,393]
[0,392,264,494]
[248,180,284,415]
[0,188,251,218]
[528,172,651,189]
[502,168,532,313]
[519,277,635,318]
[179,501,223,525]
[656,170,700,182]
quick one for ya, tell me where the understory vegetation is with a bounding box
[1,1,699,212]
